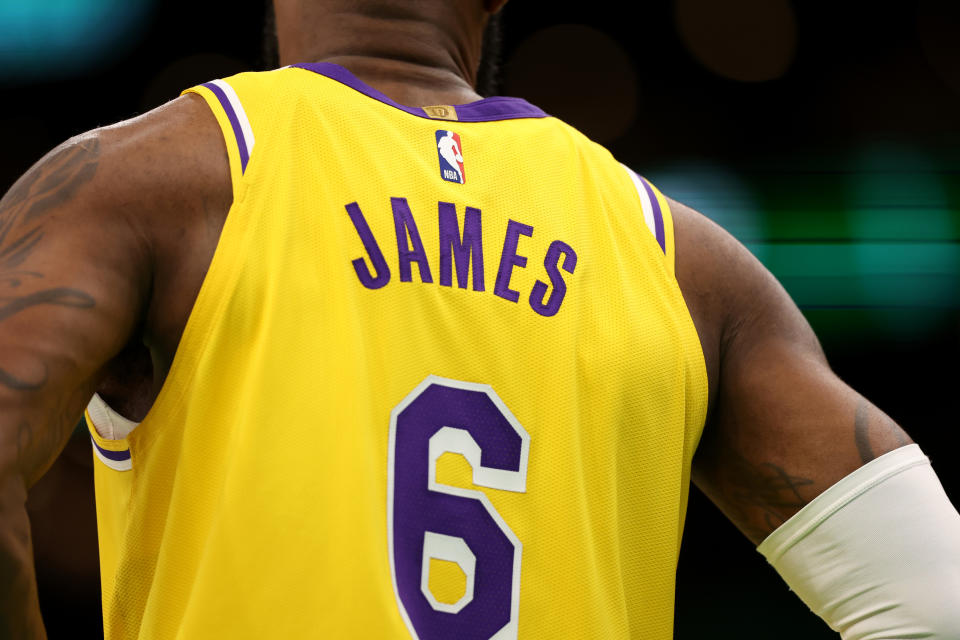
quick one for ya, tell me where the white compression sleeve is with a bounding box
[757,444,960,639]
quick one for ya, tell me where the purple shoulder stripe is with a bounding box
[290,62,549,122]
[638,176,667,253]
[201,81,251,173]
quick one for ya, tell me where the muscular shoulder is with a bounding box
[84,93,231,234]
[14,94,233,290]
[1,93,228,314]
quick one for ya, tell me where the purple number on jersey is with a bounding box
[388,376,531,640]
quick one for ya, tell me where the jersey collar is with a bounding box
[290,62,549,122]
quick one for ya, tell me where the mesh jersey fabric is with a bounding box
[86,63,708,640]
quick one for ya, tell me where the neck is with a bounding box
[275,3,488,106]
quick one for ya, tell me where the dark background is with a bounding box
[2,1,958,637]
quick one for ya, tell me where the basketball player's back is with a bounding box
[4,1,959,638]
[87,64,706,639]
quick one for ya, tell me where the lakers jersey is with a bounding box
[86,63,707,639]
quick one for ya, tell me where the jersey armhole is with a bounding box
[86,398,134,472]
[181,79,256,198]
[620,165,677,276]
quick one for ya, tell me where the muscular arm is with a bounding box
[0,94,230,638]
[0,133,146,638]
[671,198,912,544]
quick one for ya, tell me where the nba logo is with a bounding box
[436,130,465,184]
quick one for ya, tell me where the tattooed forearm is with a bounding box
[0,138,101,393]
[0,271,41,288]
[24,149,99,223]
[0,288,95,323]
[703,399,914,544]
[0,365,47,392]
[0,288,96,393]
[707,444,815,543]
[0,137,101,228]
[0,136,110,637]
[0,137,100,269]
[0,226,43,269]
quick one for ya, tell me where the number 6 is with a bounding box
[388,376,531,640]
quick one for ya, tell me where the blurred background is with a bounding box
[2,0,958,637]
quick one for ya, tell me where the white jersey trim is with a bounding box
[621,163,658,242]
[87,392,140,441]
[209,78,256,166]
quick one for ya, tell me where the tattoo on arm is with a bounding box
[0,288,95,323]
[0,137,102,227]
[0,137,100,394]
[707,399,912,544]
[0,365,47,392]
[717,447,815,543]
[0,136,107,636]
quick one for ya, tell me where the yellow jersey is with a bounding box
[86,63,707,639]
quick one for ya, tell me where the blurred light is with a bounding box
[648,162,767,260]
[0,0,154,82]
[849,143,959,331]
[650,154,960,339]
[850,144,954,242]
[140,53,248,111]
[674,0,797,82]
[504,24,637,143]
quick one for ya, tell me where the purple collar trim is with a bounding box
[290,62,548,122]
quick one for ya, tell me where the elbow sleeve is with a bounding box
[757,444,960,639]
